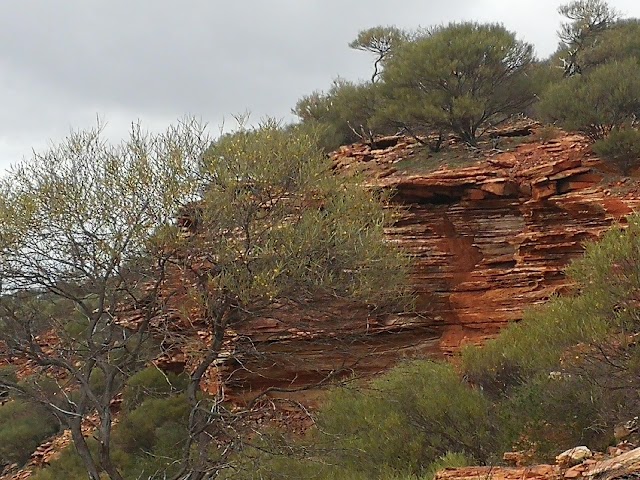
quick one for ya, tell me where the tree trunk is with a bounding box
[99,406,123,480]
[69,421,101,480]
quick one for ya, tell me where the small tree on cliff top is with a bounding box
[379,22,535,145]
[558,0,619,49]
[538,59,640,140]
[349,26,407,83]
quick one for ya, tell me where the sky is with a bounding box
[1,0,639,173]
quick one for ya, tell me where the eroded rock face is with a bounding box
[340,133,640,352]
[135,131,640,397]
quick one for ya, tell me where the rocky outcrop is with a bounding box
[150,130,640,398]
[334,132,640,352]
[6,129,640,402]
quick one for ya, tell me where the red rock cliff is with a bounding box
[154,131,640,398]
[334,132,640,352]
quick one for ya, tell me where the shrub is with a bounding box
[0,399,59,468]
[578,19,640,72]
[33,395,191,480]
[122,365,188,410]
[293,79,385,151]
[461,292,611,396]
[315,361,508,478]
[114,394,189,453]
[30,445,89,480]
[593,129,640,174]
[538,59,640,140]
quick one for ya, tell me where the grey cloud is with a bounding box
[1,0,639,170]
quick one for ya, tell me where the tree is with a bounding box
[0,121,205,480]
[1,119,411,479]
[538,59,640,140]
[164,120,411,478]
[379,22,535,145]
[293,79,386,149]
[578,19,640,70]
[556,0,620,76]
[592,128,640,174]
[349,26,407,83]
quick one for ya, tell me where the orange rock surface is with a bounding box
[144,129,640,399]
[340,133,640,353]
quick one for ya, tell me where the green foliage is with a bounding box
[30,446,89,480]
[293,79,387,151]
[314,361,506,478]
[122,365,188,410]
[593,129,640,173]
[33,395,190,480]
[195,121,411,310]
[528,61,565,98]
[578,19,640,70]
[558,0,619,50]
[379,22,535,145]
[461,292,611,395]
[114,394,189,455]
[349,26,408,82]
[538,59,640,139]
[0,399,59,468]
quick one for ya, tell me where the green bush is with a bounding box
[30,444,90,480]
[380,22,535,145]
[315,361,507,478]
[0,399,59,468]
[32,394,191,479]
[578,19,640,72]
[461,292,610,396]
[114,394,189,454]
[293,79,385,151]
[593,129,640,174]
[538,59,640,140]
[122,365,189,410]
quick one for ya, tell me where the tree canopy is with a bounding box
[538,59,640,140]
[0,119,411,479]
[349,26,407,83]
[378,22,535,145]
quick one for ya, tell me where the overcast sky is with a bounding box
[1,0,639,173]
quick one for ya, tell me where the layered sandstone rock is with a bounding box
[5,129,640,402]
[151,130,640,397]
[335,132,640,352]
